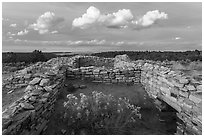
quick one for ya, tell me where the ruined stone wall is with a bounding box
[140,61,202,135]
[2,55,202,135]
[2,59,66,135]
[67,66,141,84]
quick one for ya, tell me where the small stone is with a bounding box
[189,94,202,104]
[39,98,47,103]
[179,78,189,84]
[24,85,33,92]
[39,79,49,86]
[7,90,14,94]
[20,102,34,110]
[196,85,202,91]
[29,77,41,85]
[79,85,87,89]
[44,86,52,92]
[30,89,42,96]
[24,74,32,79]
[24,94,31,100]
[73,84,79,89]
[29,96,37,102]
[61,129,66,134]
[186,85,196,91]
[42,93,50,98]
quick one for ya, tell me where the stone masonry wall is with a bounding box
[2,55,202,135]
[141,61,202,135]
[2,59,66,135]
[67,66,141,84]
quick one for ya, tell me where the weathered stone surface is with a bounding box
[186,85,196,91]
[42,93,50,98]
[79,85,87,89]
[39,79,49,86]
[12,110,32,122]
[20,102,34,110]
[29,96,37,102]
[29,77,41,85]
[30,89,42,96]
[179,78,189,84]
[2,118,12,129]
[24,85,33,92]
[189,94,202,104]
[39,98,47,103]
[24,74,32,79]
[7,90,14,94]
[196,85,202,91]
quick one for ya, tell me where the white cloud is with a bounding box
[29,12,64,34]
[133,10,168,27]
[51,30,58,34]
[174,37,181,40]
[72,7,168,30]
[99,9,133,28]
[72,6,101,29]
[72,6,133,29]
[9,24,17,27]
[17,29,29,36]
[111,41,125,46]
[97,40,106,45]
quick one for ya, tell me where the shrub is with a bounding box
[63,91,141,134]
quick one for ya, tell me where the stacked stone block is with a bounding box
[2,60,66,135]
[68,66,141,84]
[2,54,202,135]
[141,62,202,135]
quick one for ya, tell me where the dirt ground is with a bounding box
[2,72,26,112]
[44,79,177,135]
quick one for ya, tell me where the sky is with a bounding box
[2,2,202,52]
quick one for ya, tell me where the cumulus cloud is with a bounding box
[72,7,168,30]
[99,9,133,28]
[29,12,64,34]
[10,24,17,27]
[72,6,101,29]
[17,29,29,36]
[132,10,168,27]
[72,6,133,29]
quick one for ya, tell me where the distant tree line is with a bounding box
[2,50,57,63]
[3,50,202,63]
[92,50,202,61]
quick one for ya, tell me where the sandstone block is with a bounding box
[20,102,34,110]
[39,79,49,86]
[44,86,52,92]
[186,85,196,91]
[29,77,41,85]
[189,93,202,104]
[24,85,33,92]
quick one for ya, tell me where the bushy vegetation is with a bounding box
[63,91,141,135]
[2,50,57,63]
[92,50,202,61]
